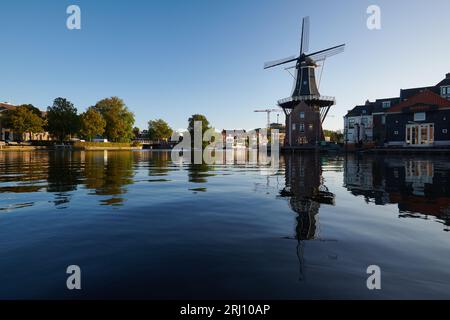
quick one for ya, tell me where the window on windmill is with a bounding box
[382,101,391,108]
[414,112,426,122]
[300,112,305,119]
[299,123,305,132]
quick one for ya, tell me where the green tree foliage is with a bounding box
[46,98,80,142]
[147,119,173,142]
[80,107,106,141]
[94,97,135,142]
[188,114,211,148]
[9,105,46,140]
[132,127,140,139]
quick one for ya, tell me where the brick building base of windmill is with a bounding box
[279,95,335,151]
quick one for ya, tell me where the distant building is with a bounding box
[221,129,247,147]
[0,102,52,141]
[344,73,450,148]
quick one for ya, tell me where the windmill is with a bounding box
[264,16,345,146]
[254,108,281,128]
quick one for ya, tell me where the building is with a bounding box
[0,102,17,141]
[0,102,52,141]
[344,73,450,148]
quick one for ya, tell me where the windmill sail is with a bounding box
[264,55,298,69]
[306,44,345,62]
[300,16,310,55]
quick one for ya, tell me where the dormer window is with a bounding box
[441,86,450,98]
[362,110,367,114]
[382,101,391,108]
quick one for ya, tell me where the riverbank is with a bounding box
[0,142,142,151]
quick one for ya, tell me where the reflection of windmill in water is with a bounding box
[265,16,345,147]
[280,153,336,280]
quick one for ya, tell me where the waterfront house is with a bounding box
[344,72,450,149]
[384,90,450,147]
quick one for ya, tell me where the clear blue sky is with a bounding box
[1,0,449,131]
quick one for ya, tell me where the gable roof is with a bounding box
[386,89,450,113]
[400,86,439,101]
[436,73,450,87]
[345,103,374,117]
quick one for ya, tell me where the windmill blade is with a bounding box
[300,16,310,55]
[264,55,298,69]
[306,44,345,62]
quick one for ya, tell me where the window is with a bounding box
[292,123,296,130]
[443,129,448,134]
[362,110,367,115]
[382,115,386,125]
[361,117,368,125]
[394,130,399,135]
[382,101,391,109]
[308,124,313,130]
[414,112,426,121]
[299,123,305,132]
[300,112,305,119]
[348,118,355,129]
[441,86,450,96]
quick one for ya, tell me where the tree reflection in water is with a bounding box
[83,151,134,206]
[47,151,83,208]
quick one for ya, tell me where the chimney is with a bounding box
[446,73,450,79]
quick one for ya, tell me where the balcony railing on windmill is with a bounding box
[277,95,336,105]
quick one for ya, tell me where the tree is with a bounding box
[9,105,46,141]
[80,107,106,141]
[132,127,140,139]
[147,119,173,142]
[94,97,135,142]
[46,98,80,142]
[188,114,211,148]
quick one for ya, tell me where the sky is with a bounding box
[1,0,449,131]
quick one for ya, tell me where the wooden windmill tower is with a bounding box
[264,16,345,147]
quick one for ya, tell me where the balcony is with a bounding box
[278,95,336,108]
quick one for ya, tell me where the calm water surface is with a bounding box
[0,150,449,299]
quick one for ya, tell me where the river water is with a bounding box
[0,150,449,299]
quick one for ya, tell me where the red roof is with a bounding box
[0,102,17,110]
[387,89,450,113]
